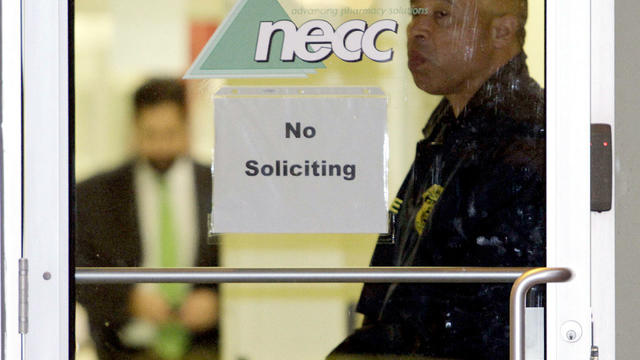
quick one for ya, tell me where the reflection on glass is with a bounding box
[74,0,545,359]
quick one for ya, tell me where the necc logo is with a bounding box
[185,0,398,78]
[255,19,399,63]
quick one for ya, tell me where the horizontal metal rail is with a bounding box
[76,266,531,284]
[75,266,572,360]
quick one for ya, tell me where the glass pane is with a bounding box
[73,0,546,359]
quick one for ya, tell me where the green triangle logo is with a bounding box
[184,0,325,79]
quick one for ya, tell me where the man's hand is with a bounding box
[129,287,173,325]
[178,288,218,333]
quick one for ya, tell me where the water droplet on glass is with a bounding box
[445,321,453,329]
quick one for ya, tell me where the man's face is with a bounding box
[135,102,188,172]
[407,0,495,95]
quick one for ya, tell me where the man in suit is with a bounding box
[76,79,219,360]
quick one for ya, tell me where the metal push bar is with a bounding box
[76,267,572,360]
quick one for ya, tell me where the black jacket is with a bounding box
[332,53,546,359]
[75,161,218,359]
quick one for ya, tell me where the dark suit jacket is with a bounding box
[75,160,218,359]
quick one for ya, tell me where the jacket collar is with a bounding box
[422,52,531,140]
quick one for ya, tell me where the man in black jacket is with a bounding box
[76,79,219,359]
[329,0,544,359]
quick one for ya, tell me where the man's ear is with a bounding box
[491,14,519,48]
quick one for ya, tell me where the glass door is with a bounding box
[15,0,611,359]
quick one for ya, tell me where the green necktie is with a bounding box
[155,176,190,360]
[158,176,189,306]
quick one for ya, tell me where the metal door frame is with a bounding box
[5,0,615,359]
[20,1,72,359]
[546,0,592,357]
[2,0,26,359]
[590,0,616,357]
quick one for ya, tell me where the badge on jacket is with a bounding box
[415,184,444,235]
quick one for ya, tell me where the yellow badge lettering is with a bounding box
[414,184,444,235]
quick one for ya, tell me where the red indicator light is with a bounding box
[603,142,609,147]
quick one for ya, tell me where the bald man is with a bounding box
[328,0,545,359]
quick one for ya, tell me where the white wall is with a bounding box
[615,0,640,358]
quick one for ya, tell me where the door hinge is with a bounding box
[19,258,28,334]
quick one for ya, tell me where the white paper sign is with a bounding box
[213,87,388,233]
